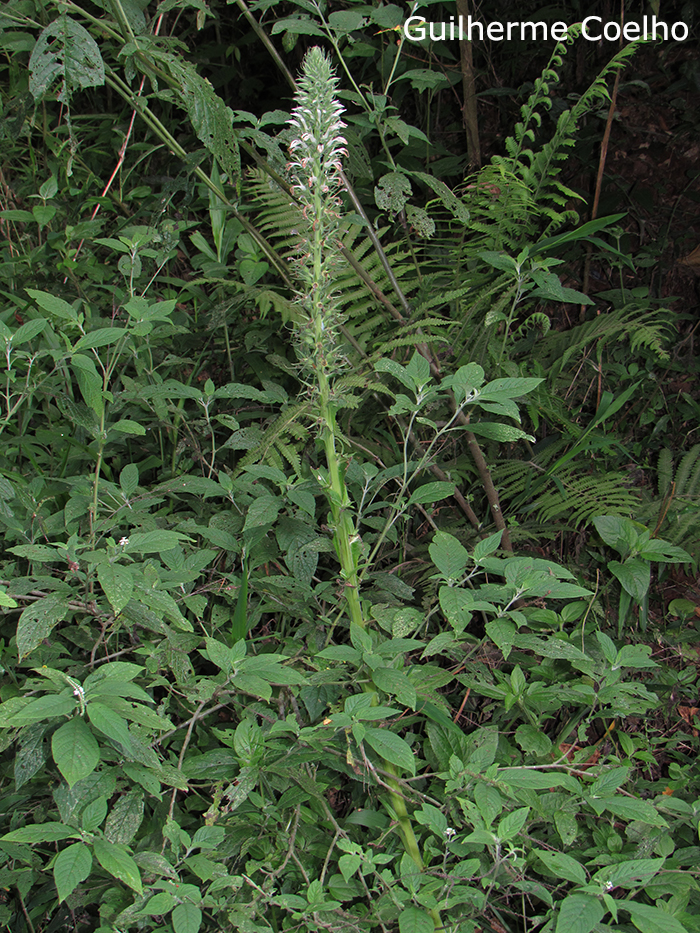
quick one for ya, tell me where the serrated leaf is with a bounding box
[73,328,127,351]
[624,900,687,933]
[2,822,80,843]
[172,902,202,933]
[54,842,92,902]
[109,419,146,435]
[414,803,447,837]
[86,702,133,753]
[93,837,142,894]
[126,530,192,553]
[364,728,415,775]
[105,790,144,845]
[9,543,62,561]
[338,852,362,882]
[52,718,100,787]
[466,422,533,442]
[399,906,434,933]
[536,849,587,885]
[408,481,454,506]
[594,796,667,826]
[17,595,68,659]
[429,531,469,582]
[11,318,48,346]
[97,563,133,616]
[371,668,417,709]
[497,806,530,842]
[243,495,281,532]
[439,587,474,634]
[29,15,104,102]
[555,894,603,933]
[5,693,76,727]
[26,287,78,321]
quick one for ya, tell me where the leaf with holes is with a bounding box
[97,563,133,616]
[29,15,104,102]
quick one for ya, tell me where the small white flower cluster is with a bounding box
[287,49,347,200]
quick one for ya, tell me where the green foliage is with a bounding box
[0,2,698,933]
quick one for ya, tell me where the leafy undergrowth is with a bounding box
[0,293,699,933]
[1,3,700,933]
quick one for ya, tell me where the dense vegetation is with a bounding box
[0,1,699,932]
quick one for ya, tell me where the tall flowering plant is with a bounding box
[287,48,440,929]
[287,48,363,631]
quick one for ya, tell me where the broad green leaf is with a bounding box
[414,803,447,837]
[589,766,630,797]
[338,852,362,882]
[593,796,667,826]
[592,515,638,555]
[120,464,139,496]
[204,637,232,672]
[17,595,68,659]
[636,539,691,563]
[9,544,61,561]
[87,702,133,753]
[473,531,503,563]
[408,481,454,506]
[71,353,103,416]
[593,859,666,889]
[73,327,127,351]
[374,357,417,392]
[439,587,475,634]
[429,531,469,582]
[271,15,325,36]
[233,719,264,766]
[555,894,603,933]
[464,422,533,442]
[52,718,100,787]
[155,50,240,182]
[536,849,587,885]
[29,15,105,102]
[399,906,434,933]
[497,807,530,842]
[84,661,144,686]
[243,495,281,532]
[25,288,78,321]
[54,842,92,902]
[97,563,133,616]
[11,318,48,345]
[142,892,177,914]
[2,822,79,843]
[93,837,142,894]
[478,377,543,400]
[105,790,144,845]
[609,558,650,602]
[371,668,417,710]
[5,693,76,727]
[624,900,688,933]
[500,769,580,792]
[109,419,147,435]
[515,724,552,757]
[364,728,415,775]
[126,530,192,553]
[328,10,365,32]
[172,902,202,933]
